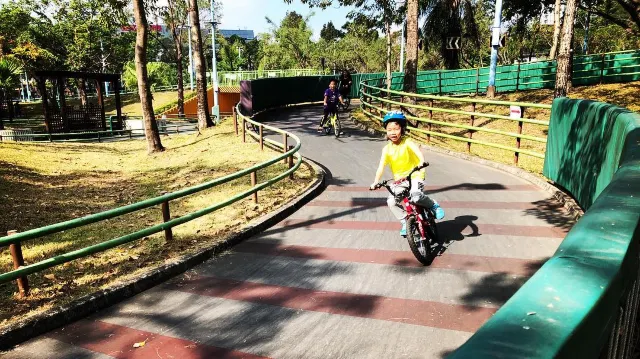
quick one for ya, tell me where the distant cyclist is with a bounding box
[318,79,345,132]
[338,69,353,99]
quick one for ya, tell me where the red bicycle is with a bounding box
[372,162,439,265]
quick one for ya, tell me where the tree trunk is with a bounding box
[385,17,392,100]
[550,0,563,59]
[554,0,580,98]
[403,0,419,104]
[133,0,164,153]
[189,0,213,129]
[168,0,185,117]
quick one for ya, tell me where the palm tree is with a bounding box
[420,0,481,70]
[0,57,22,129]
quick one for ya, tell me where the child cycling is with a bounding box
[318,79,345,132]
[370,110,445,236]
[339,69,353,99]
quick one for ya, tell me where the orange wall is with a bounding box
[164,89,240,116]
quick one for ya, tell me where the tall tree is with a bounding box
[580,0,640,34]
[320,21,345,42]
[550,0,563,58]
[188,0,213,129]
[555,0,580,97]
[163,0,187,116]
[133,0,164,153]
[284,0,399,91]
[404,0,419,98]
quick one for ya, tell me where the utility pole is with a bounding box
[185,1,194,91]
[487,0,503,97]
[400,20,406,72]
[210,0,219,122]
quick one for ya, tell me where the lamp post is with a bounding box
[25,72,31,102]
[210,0,219,122]
[487,0,504,97]
[185,6,194,91]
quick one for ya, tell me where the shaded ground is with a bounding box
[0,119,314,329]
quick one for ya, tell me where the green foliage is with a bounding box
[0,57,23,91]
[320,21,345,42]
[260,11,316,70]
[123,61,178,91]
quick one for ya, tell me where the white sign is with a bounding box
[491,28,501,46]
[510,105,523,119]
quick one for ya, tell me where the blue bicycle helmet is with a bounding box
[382,110,407,128]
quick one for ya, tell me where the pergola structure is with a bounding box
[34,71,123,133]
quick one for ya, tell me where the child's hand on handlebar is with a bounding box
[370,182,380,190]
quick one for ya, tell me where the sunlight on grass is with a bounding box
[0,118,314,328]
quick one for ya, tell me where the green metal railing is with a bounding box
[0,109,302,296]
[347,49,640,98]
[359,79,552,165]
[217,68,329,86]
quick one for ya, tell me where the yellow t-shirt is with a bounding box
[382,138,425,180]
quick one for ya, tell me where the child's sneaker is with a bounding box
[400,219,407,237]
[432,202,445,220]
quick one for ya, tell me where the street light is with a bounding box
[487,0,504,97]
[396,0,406,73]
[184,1,195,91]
[210,0,219,123]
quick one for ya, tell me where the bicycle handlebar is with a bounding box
[371,162,429,191]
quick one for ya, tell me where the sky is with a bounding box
[216,0,356,40]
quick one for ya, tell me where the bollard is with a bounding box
[251,172,258,203]
[8,230,29,297]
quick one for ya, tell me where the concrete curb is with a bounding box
[0,158,327,351]
[349,116,584,220]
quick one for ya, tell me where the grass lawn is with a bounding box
[354,81,640,175]
[0,118,314,329]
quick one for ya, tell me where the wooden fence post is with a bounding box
[468,102,475,152]
[259,125,264,151]
[242,118,246,143]
[160,194,173,242]
[8,230,29,298]
[251,172,258,203]
[233,107,238,136]
[283,133,288,164]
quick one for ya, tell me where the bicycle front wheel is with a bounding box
[406,216,431,265]
[334,114,341,138]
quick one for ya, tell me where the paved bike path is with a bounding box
[3,106,575,359]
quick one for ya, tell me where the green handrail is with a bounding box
[0,108,303,285]
[361,82,553,110]
[362,91,550,126]
[361,101,547,143]
[359,77,550,162]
